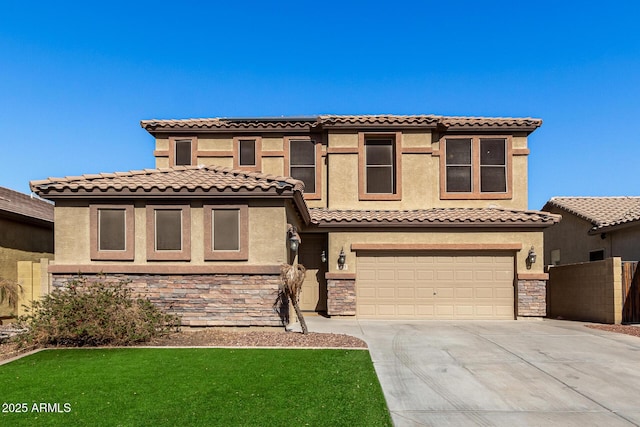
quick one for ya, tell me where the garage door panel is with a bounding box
[377,305,396,315]
[377,287,396,298]
[357,287,376,298]
[455,270,474,281]
[416,287,435,298]
[358,270,377,280]
[377,270,396,280]
[456,305,474,316]
[496,288,514,299]
[357,252,514,319]
[437,270,454,280]
[417,305,435,315]
[475,270,494,281]
[456,287,474,298]
[397,287,415,298]
[397,305,415,316]
[436,305,454,316]
[417,270,434,280]
[495,270,513,281]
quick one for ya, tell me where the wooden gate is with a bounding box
[622,261,640,323]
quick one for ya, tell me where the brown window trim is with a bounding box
[203,204,249,260]
[146,204,191,261]
[439,135,513,200]
[358,131,402,201]
[233,136,262,171]
[168,136,198,167]
[284,136,322,200]
[90,204,135,261]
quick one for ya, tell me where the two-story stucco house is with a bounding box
[30,115,560,326]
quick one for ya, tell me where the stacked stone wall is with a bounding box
[52,274,284,326]
[517,279,546,317]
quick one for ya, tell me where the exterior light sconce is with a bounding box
[526,246,537,269]
[321,250,327,263]
[288,225,301,252]
[338,248,346,270]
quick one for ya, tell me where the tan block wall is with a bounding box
[0,217,53,317]
[53,200,288,267]
[326,229,545,276]
[0,217,53,281]
[547,258,623,324]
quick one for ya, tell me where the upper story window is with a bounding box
[239,139,256,167]
[175,140,192,166]
[146,204,191,261]
[90,204,135,260]
[169,137,197,167]
[204,204,248,260]
[441,136,512,199]
[365,138,395,193]
[358,132,402,201]
[233,137,262,171]
[289,139,316,193]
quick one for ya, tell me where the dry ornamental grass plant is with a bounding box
[280,263,308,334]
[0,277,23,315]
[17,276,180,347]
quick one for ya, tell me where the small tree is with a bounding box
[0,277,24,316]
[280,263,308,334]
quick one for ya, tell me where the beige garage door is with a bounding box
[356,252,514,319]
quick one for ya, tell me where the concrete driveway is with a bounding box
[305,317,640,426]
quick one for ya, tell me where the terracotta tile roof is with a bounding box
[309,208,560,227]
[317,115,441,127]
[140,117,317,132]
[0,186,54,223]
[30,166,305,197]
[544,197,640,231]
[439,116,542,130]
[141,115,542,133]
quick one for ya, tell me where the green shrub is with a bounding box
[17,276,180,347]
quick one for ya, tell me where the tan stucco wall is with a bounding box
[547,258,623,324]
[326,229,544,276]
[153,129,531,211]
[611,226,640,261]
[543,208,612,265]
[325,130,529,210]
[53,199,289,267]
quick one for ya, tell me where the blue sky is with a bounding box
[1,1,639,209]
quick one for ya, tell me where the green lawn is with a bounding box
[0,348,391,426]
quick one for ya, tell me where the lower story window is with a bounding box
[204,204,248,260]
[90,204,134,260]
[146,204,191,261]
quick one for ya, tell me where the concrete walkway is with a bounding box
[305,317,640,426]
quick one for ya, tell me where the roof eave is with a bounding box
[311,221,558,229]
[33,187,298,200]
[587,220,640,235]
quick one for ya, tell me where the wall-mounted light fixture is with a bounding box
[321,250,327,263]
[526,246,537,269]
[288,225,301,252]
[338,248,346,270]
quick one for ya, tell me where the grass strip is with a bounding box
[0,348,391,426]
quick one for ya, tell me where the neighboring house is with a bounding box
[542,197,640,265]
[31,115,560,326]
[0,186,54,316]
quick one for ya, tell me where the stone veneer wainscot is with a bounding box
[52,274,285,326]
